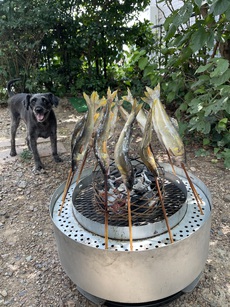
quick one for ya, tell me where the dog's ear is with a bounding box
[47,93,59,107]
[24,94,32,110]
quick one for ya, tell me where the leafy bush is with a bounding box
[121,0,230,168]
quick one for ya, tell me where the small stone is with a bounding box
[26,255,32,262]
[223,194,230,202]
[65,300,76,307]
[218,230,224,236]
[17,181,27,189]
[18,290,27,297]
[190,166,196,172]
[0,289,7,297]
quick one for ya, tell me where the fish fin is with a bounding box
[118,105,129,121]
[122,88,134,105]
[132,98,143,115]
[142,84,161,106]
[107,88,117,100]
[97,97,106,109]
[90,91,99,104]
[94,112,101,122]
[83,92,90,106]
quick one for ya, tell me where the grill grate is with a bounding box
[73,160,187,227]
[73,178,186,227]
[52,169,210,251]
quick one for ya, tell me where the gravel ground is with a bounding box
[0,99,229,307]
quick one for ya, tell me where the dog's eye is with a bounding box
[31,98,37,104]
[42,98,48,103]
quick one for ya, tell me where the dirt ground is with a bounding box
[0,98,229,307]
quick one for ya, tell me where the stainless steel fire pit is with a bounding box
[49,163,212,304]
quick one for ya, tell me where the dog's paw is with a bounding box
[53,155,63,163]
[33,163,44,172]
[10,150,17,157]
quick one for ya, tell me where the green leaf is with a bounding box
[201,121,211,134]
[204,97,228,116]
[131,50,146,63]
[194,0,203,7]
[218,85,230,95]
[219,118,228,124]
[206,31,215,49]
[179,102,188,111]
[195,148,209,157]
[224,98,230,113]
[165,24,177,41]
[167,91,176,102]
[211,68,230,86]
[195,63,213,74]
[143,64,157,77]
[191,75,210,89]
[164,12,177,31]
[216,118,228,133]
[138,57,148,70]
[203,138,210,146]
[179,47,193,62]
[190,27,210,52]
[210,58,229,77]
[222,149,230,169]
[214,147,220,155]
[225,8,230,20]
[210,0,230,16]
[174,3,193,26]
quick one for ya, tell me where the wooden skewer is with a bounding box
[165,149,203,215]
[155,178,174,243]
[127,189,133,251]
[75,149,90,185]
[58,168,75,216]
[166,149,176,175]
[104,171,109,249]
[181,163,204,215]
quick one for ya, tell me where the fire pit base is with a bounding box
[50,163,212,304]
[77,272,201,306]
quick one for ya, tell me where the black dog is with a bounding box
[7,79,62,170]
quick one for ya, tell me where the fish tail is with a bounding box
[132,98,143,115]
[83,92,95,111]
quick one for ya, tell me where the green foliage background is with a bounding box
[0,0,229,167]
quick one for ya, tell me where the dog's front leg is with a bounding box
[50,132,62,163]
[28,136,44,170]
[10,116,20,156]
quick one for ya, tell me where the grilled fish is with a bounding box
[142,85,185,163]
[94,89,117,174]
[115,99,142,190]
[71,92,96,170]
[70,115,86,153]
[122,88,146,133]
[139,104,159,178]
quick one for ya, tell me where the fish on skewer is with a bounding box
[139,105,174,243]
[143,85,203,214]
[94,89,117,249]
[122,88,146,133]
[70,115,86,152]
[108,96,119,139]
[142,85,185,166]
[59,116,86,215]
[58,92,96,215]
[114,99,143,251]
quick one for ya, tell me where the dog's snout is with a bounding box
[35,106,44,113]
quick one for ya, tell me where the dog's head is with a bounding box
[24,93,59,123]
